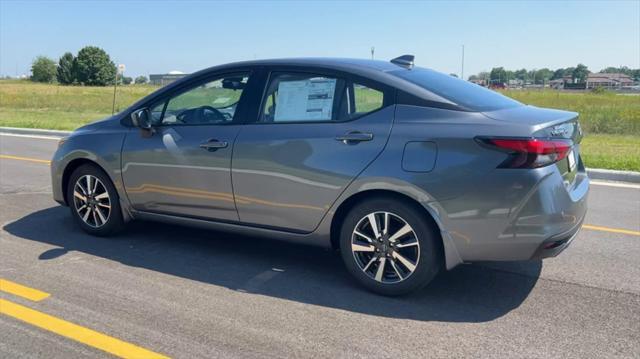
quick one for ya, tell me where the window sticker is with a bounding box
[274,78,337,121]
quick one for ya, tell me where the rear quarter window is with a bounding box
[392,68,522,112]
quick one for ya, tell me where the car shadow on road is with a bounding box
[4,206,542,323]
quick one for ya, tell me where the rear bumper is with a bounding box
[438,163,589,263]
[530,209,585,259]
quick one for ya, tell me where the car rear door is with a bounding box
[231,67,395,232]
[121,70,256,221]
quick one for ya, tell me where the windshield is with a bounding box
[392,68,522,111]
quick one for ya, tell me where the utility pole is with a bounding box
[461,45,465,80]
[532,69,536,87]
[112,71,118,115]
[112,64,125,115]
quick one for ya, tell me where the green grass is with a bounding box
[1,80,638,171]
[0,80,155,130]
[501,90,640,171]
[580,134,640,172]
[501,90,640,135]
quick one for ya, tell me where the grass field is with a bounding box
[0,80,154,130]
[502,90,640,135]
[1,80,638,171]
[580,134,639,172]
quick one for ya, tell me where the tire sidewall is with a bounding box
[339,197,441,296]
[66,164,123,236]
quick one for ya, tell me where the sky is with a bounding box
[1,0,639,79]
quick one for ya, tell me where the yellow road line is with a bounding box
[0,154,51,164]
[583,224,640,236]
[0,279,50,301]
[0,299,169,359]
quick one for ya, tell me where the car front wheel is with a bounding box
[66,164,124,236]
[339,197,442,296]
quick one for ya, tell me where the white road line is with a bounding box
[0,133,62,141]
[590,180,640,189]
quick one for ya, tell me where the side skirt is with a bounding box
[130,210,332,248]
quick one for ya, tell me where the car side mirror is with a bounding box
[131,108,152,130]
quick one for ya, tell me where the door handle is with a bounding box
[335,131,374,144]
[199,139,228,151]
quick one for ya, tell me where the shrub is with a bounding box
[31,56,57,83]
[57,52,76,85]
[115,74,132,85]
[135,75,148,84]
[75,46,116,86]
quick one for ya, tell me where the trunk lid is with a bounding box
[482,105,581,141]
[482,105,584,183]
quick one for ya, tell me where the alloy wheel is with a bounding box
[351,211,420,284]
[73,175,111,228]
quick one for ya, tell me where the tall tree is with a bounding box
[56,52,76,85]
[75,46,116,86]
[134,75,148,84]
[30,56,57,83]
[551,68,565,80]
[601,66,621,73]
[505,70,515,82]
[490,67,507,83]
[514,69,528,81]
[563,67,576,82]
[601,66,633,75]
[536,68,553,84]
[572,64,589,83]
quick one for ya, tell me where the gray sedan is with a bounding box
[51,56,588,295]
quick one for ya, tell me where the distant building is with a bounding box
[469,79,488,86]
[149,70,188,86]
[508,79,523,87]
[586,73,634,89]
[549,75,572,89]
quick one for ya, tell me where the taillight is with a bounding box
[478,138,573,168]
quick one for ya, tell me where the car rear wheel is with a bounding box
[339,197,441,295]
[66,164,124,236]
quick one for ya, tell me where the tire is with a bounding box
[66,164,124,236]
[339,196,442,296]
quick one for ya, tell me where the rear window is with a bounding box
[391,68,521,112]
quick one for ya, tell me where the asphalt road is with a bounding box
[1,134,639,358]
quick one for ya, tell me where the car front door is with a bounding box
[121,71,253,221]
[231,69,395,232]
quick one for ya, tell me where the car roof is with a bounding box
[184,57,415,89]
[210,57,404,73]
[128,57,457,112]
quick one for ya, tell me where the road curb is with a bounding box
[0,126,71,137]
[587,168,640,184]
[2,127,639,183]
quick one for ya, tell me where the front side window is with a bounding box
[259,72,386,123]
[154,73,249,126]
